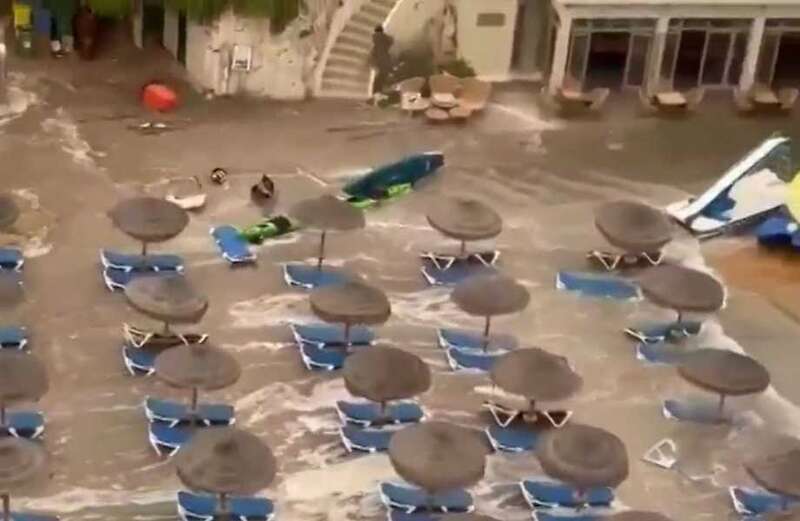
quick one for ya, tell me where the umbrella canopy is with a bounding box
[389,422,487,493]
[747,448,800,498]
[108,197,189,244]
[490,348,582,403]
[0,194,19,230]
[289,194,365,232]
[678,349,770,396]
[343,347,431,403]
[0,273,22,308]
[175,427,277,496]
[537,424,629,489]
[451,274,530,318]
[605,512,674,521]
[594,201,672,253]
[310,281,391,326]
[125,275,209,325]
[0,351,48,406]
[0,438,46,490]
[427,198,502,241]
[155,343,241,391]
[637,265,725,313]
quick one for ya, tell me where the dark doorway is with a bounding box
[510,1,526,69]
[142,0,164,46]
[773,32,800,87]
[177,10,187,65]
[674,30,704,89]
[584,32,629,89]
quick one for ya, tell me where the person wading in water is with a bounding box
[370,26,394,95]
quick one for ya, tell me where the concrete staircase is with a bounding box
[318,0,400,99]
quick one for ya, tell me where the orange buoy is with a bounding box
[142,83,178,112]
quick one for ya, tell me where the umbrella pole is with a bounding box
[163,321,171,336]
[0,404,6,427]
[217,492,230,521]
[344,322,351,353]
[316,230,327,270]
[459,240,466,257]
[2,493,9,521]
[141,242,148,256]
[717,393,726,416]
[482,316,491,352]
[190,387,199,415]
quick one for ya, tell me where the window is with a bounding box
[477,13,505,27]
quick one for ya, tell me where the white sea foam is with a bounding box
[228,293,308,328]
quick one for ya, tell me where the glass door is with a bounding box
[625,33,651,87]
[566,32,591,88]
[701,32,731,85]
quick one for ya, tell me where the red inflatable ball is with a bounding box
[142,83,179,112]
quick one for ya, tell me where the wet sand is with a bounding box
[2,45,800,521]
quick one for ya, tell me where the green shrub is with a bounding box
[439,58,475,78]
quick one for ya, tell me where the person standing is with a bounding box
[370,25,393,94]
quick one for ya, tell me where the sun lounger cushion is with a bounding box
[149,423,193,457]
[437,328,517,352]
[485,425,540,452]
[0,248,23,271]
[521,479,614,509]
[532,512,599,521]
[419,251,499,271]
[339,425,395,453]
[756,216,797,247]
[122,345,157,376]
[0,326,27,349]
[445,348,501,372]
[335,401,423,427]
[636,342,689,365]
[556,271,640,300]
[124,323,208,349]
[283,264,350,290]
[211,226,256,265]
[103,267,167,292]
[388,511,443,521]
[290,323,374,347]
[100,250,184,272]
[624,321,702,344]
[144,397,234,427]
[729,486,795,515]
[178,491,275,521]
[2,411,44,440]
[662,399,728,425]
[379,482,473,513]
[298,342,351,371]
[420,257,496,287]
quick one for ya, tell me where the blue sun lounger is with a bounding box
[520,479,614,509]
[419,251,500,271]
[100,250,184,272]
[283,264,349,290]
[755,215,798,247]
[211,226,256,265]
[335,401,424,427]
[290,323,375,347]
[339,425,395,453]
[624,321,703,344]
[0,327,27,349]
[379,482,474,513]
[0,248,23,271]
[532,511,600,521]
[729,486,796,516]
[662,399,728,425]
[445,348,501,372]
[144,397,234,427]
[103,267,168,292]
[555,271,640,300]
[298,342,350,371]
[437,329,517,352]
[485,425,540,452]
[2,411,45,440]
[420,257,496,287]
[149,423,193,457]
[636,342,688,365]
[177,491,275,521]
[482,401,572,429]
[122,345,157,376]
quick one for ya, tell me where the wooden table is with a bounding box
[656,91,687,107]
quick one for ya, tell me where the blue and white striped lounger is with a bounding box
[485,425,540,453]
[445,348,501,372]
[339,425,395,453]
[379,482,473,513]
[662,399,729,425]
[0,326,27,350]
[624,321,702,344]
[335,401,424,427]
[211,226,256,265]
[283,264,349,289]
[290,323,375,347]
[0,248,23,271]
[437,328,517,352]
[420,257,496,287]
[2,411,45,440]
[556,271,640,300]
[177,491,275,521]
[100,250,184,272]
[144,397,234,427]
[520,479,614,509]
[122,345,157,376]
[148,423,193,457]
[532,511,600,521]
[729,486,796,516]
[635,342,688,365]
